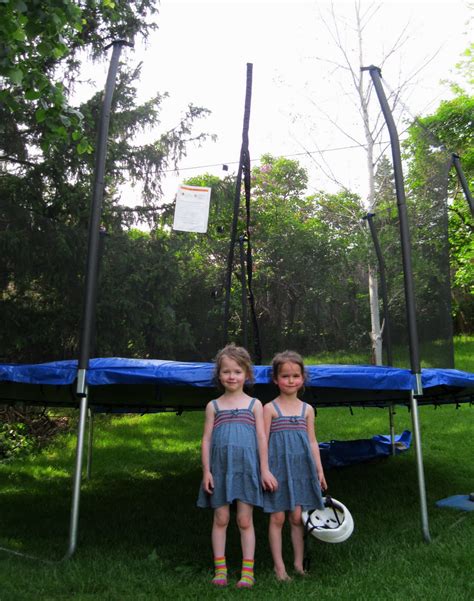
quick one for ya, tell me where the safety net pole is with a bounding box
[364,65,430,543]
[364,213,393,366]
[86,408,94,480]
[223,63,253,345]
[364,212,396,454]
[452,153,474,217]
[242,110,262,364]
[67,40,129,560]
[238,235,249,349]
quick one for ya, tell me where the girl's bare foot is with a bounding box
[294,565,308,576]
[274,566,292,582]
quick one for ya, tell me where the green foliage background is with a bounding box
[0,2,472,366]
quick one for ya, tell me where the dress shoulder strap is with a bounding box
[300,402,307,417]
[212,399,219,412]
[272,400,283,417]
[248,398,256,411]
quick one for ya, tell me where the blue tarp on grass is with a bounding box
[320,430,412,470]
[436,495,474,512]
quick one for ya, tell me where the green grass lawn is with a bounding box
[305,335,472,370]
[453,335,474,372]
[0,337,472,600]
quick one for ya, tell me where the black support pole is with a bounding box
[223,63,253,345]
[238,235,249,349]
[365,212,397,456]
[77,40,128,387]
[364,66,421,387]
[364,213,393,366]
[452,153,474,217]
[68,40,129,560]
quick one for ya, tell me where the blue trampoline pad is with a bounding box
[435,495,474,512]
[1,359,473,410]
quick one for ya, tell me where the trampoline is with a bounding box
[1,358,473,412]
[1,357,473,561]
[1,56,472,561]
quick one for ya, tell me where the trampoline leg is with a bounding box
[409,391,431,542]
[86,408,94,480]
[389,403,396,456]
[64,393,89,559]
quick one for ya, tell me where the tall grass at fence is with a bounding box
[305,335,472,369]
[0,337,472,600]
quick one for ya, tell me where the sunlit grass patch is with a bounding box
[305,335,473,370]
[453,334,474,371]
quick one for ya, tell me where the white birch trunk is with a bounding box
[356,7,383,366]
[368,265,383,365]
[314,2,413,366]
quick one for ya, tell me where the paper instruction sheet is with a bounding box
[172,185,211,233]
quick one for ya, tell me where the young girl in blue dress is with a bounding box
[263,350,327,581]
[197,344,277,588]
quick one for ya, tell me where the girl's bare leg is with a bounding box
[236,501,256,587]
[289,506,306,574]
[212,505,230,557]
[236,501,255,559]
[269,511,291,581]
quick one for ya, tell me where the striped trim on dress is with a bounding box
[270,400,308,433]
[270,416,307,433]
[212,398,256,430]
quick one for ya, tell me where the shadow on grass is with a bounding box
[1,403,471,570]
[1,444,471,565]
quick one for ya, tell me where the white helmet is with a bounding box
[302,496,354,543]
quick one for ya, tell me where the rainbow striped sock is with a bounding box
[212,556,227,586]
[237,558,255,588]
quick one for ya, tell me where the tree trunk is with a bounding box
[357,10,383,366]
[368,265,383,364]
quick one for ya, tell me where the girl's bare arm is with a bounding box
[201,402,215,493]
[306,405,327,491]
[255,400,278,491]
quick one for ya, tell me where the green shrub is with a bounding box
[0,421,36,461]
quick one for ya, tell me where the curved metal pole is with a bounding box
[364,65,430,542]
[452,153,474,216]
[409,391,431,542]
[77,40,129,384]
[0,40,129,565]
[64,394,89,559]
[364,66,421,386]
[69,40,129,560]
